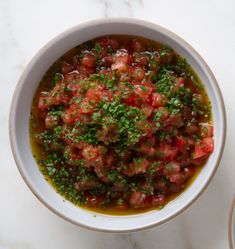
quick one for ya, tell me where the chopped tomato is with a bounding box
[124,158,149,176]
[134,83,153,101]
[156,143,178,161]
[80,99,94,114]
[185,123,198,135]
[169,172,185,184]
[111,61,127,72]
[175,77,185,89]
[45,115,59,129]
[151,92,167,107]
[129,192,146,208]
[86,87,102,103]
[134,52,150,66]
[174,136,188,152]
[193,137,214,159]
[141,104,153,117]
[62,103,80,123]
[81,54,96,68]
[163,161,181,175]
[200,124,213,138]
[133,67,145,80]
[111,53,130,72]
[151,195,167,206]
[82,145,101,161]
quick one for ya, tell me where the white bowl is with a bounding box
[229,195,235,249]
[9,18,226,232]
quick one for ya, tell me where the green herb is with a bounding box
[94,43,101,53]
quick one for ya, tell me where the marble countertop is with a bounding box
[1,0,235,248]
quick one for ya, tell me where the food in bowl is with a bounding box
[29,35,214,214]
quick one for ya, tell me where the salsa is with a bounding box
[30,35,214,215]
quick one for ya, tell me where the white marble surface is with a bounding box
[0,0,235,248]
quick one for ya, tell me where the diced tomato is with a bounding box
[129,191,146,208]
[85,87,102,103]
[136,120,155,137]
[151,92,167,107]
[154,178,169,193]
[133,67,145,80]
[169,166,193,184]
[175,77,185,90]
[200,124,213,138]
[79,99,94,114]
[115,53,130,64]
[156,143,178,161]
[139,137,157,157]
[185,123,198,135]
[111,53,130,72]
[62,103,80,123]
[75,179,98,191]
[174,136,188,152]
[45,115,59,129]
[38,90,69,110]
[165,113,183,128]
[64,71,81,82]
[82,145,101,161]
[134,52,150,66]
[139,143,155,157]
[151,195,167,206]
[133,82,153,101]
[77,65,94,76]
[163,161,181,175]
[111,61,127,72]
[124,158,149,176]
[94,158,110,181]
[101,55,114,65]
[169,172,185,184]
[141,104,153,117]
[104,152,116,168]
[81,54,96,68]
[193,137,214,159]
[64,146,82,162]
[38,96,51,110]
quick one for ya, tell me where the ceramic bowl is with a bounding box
[9,18,226,232]
[229,195,235,249]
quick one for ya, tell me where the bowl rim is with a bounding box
[228,195,235,249]
[9,17,227,232]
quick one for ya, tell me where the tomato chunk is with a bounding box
[193,137,214,159]
[81,54,96,68]
[129,192,146,208]
[156,143,179,161]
